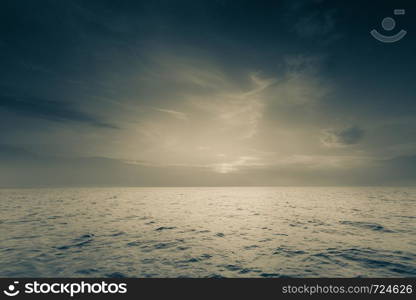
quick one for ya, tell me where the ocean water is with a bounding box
[0,187,415,278]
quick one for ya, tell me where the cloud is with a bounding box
[287,0,337,42]
[293,9,336,38]
[0,95,118,128]
[0,144,39,160]
[154,108,188,120]
[212,156,261,174]
[258,54,330,110]
[117,51,333,168]
[187,73,268,140]
[321,126,365,147]
[2,145,414,187]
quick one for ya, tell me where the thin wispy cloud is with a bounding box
[0,95,118,129]
[154,108,188,120]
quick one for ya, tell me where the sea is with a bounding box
[0,187,415,277]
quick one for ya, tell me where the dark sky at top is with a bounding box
[0,0,415,186]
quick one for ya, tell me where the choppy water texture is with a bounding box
[1,187,415,277]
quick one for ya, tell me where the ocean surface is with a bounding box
[0,187,415,278]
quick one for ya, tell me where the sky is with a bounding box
[0,0,415,187]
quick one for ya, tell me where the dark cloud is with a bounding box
[0,144,39,160]
[0,95,117,128]
[321,126,365,147]
[292,8,337,39]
